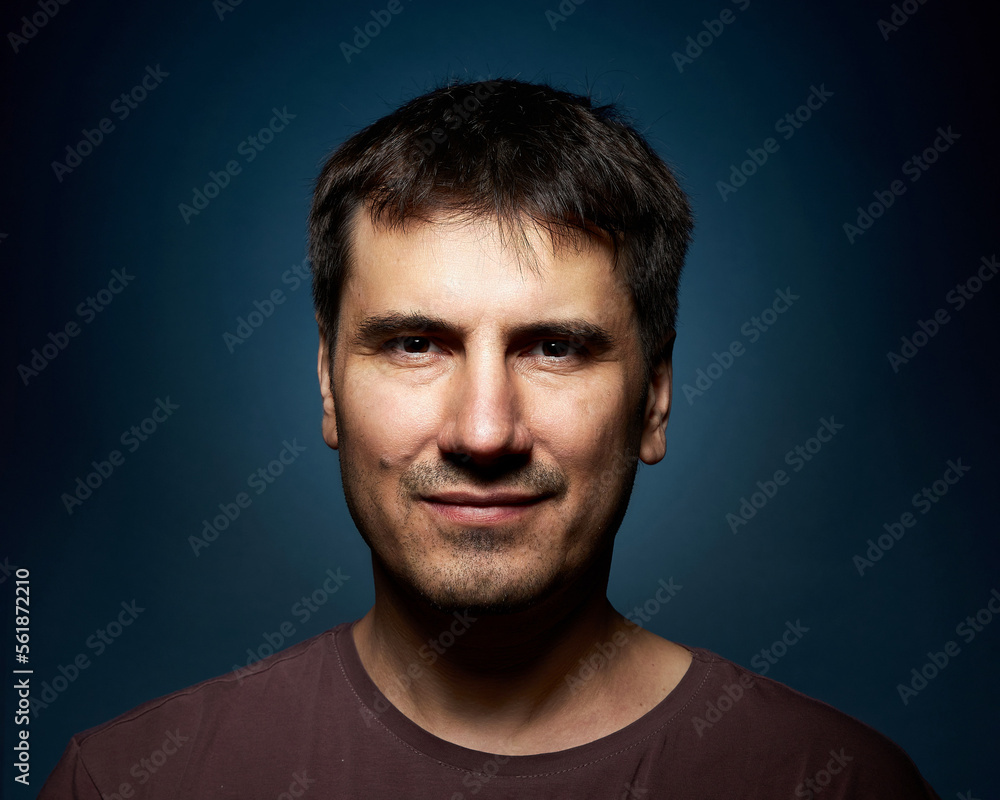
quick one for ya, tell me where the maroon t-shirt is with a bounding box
[39,622,941,799]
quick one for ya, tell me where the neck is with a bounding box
[352,555,645,752]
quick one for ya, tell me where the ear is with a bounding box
[638,331,674,465]
[317,320,339,450]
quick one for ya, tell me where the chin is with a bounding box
[398,546,565,616]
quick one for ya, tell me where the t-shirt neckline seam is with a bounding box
[333,620,714,778]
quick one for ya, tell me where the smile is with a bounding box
[421,492,550,525]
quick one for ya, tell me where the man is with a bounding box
[41,79,940,798]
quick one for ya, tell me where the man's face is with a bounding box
[318,212,672,613]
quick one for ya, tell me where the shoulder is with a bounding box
[78,624,341,742]
[680,647,941,799]
[40,624,351,798]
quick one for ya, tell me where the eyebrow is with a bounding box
[352,312,617,350]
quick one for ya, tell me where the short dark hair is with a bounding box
[309,78,693,374]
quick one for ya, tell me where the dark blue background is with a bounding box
[3,0,998,793]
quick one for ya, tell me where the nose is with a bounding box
[436,350,532,466]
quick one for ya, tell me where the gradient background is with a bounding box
[3,0,998,793]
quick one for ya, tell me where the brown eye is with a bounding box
[387,336,439,354]
[402,336,430,353]
[538,340,573,357]
[531,339,583,358]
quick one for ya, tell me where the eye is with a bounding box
[528,340,583,358]
[385,336,441,354]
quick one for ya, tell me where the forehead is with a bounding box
[341,211,637,336]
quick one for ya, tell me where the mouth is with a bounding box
[420,491,552,525]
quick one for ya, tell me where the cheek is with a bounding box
[530,382,634,487]
[338,365,439,470]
